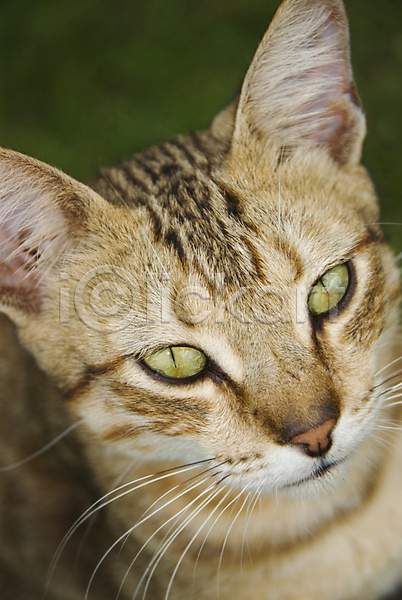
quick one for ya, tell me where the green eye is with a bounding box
[308,264,349,316]
[143,346,207,380]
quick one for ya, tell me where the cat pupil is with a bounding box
[143,346,207,380]
[308,264,349,316]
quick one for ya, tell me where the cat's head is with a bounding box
[0,0,399,496]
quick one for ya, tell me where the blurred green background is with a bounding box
[0,0,401,250]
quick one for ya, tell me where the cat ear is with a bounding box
[232,0,365,165]
[0,147,106,314]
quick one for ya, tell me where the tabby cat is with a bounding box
[1,0,402,598]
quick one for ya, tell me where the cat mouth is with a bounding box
[291,458,344,488]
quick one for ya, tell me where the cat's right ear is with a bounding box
[0,147,110,315]
[229,0,366,166]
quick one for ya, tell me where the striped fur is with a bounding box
[0,0,402,599]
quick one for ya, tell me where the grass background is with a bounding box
[0,0,401,251]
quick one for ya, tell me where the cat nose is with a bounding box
[289,418,337,458]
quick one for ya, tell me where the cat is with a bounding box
[1,0,402,598]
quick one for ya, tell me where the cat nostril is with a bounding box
[289,418,337,458]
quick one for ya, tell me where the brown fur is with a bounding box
[1,1,402,599]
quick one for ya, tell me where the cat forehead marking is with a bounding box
[93,144,312,290]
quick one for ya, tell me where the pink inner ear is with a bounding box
[237,2,365,164]
[0,224,43,312]
[296,62,349,142]
[0,223,41,270]
[290,10,352,144]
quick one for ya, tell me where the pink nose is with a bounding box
[290,418,337,457]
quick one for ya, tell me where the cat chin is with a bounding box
[278,459,349,499]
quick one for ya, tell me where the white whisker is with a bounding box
[137,484,225,600]
[375,355,402,378]
[277,150,283,247]
[116,470,226,598]
[240,487,261,571]
[192,488,240,582]
[217,489,251,598]
[164,489,233,600]
[383,394,402,407]
[47,459,213,592]
[0,420,83,472]
[85,474,216,600]
[377,424,402,432]
[375,369,402,391]
[79,458,139,569]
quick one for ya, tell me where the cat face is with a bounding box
[0,0,399,497]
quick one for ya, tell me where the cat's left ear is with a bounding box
[231,0,365,165]
[0,147,111,315]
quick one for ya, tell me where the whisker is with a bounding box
[192,486,244,581]
[384,399,402,409]
[118,513,183,600]
[116,467,227,598]
[137,484,225,600]
[277,148,283,248]
[217,489,251,598]
[85,474,216,600]
[376,384,402,400]
[374,368,402,390]
[115,460,228,570]
[163,489,233,600]
[376,417,402,429]
[79,458,139,570]
[240,487,261,572]
[115,485,186,578]
[138,461,227,523]
[377,424,402,432]
[375,356,402,379]
[371,434,399,453]
[47,459,214,592]
[383,391,402,404]
[0,420,83,472]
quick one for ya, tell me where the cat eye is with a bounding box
[308,264,349,316]
[143,346,207,380]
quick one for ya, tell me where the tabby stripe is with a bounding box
[353,226,388,252]
[111,381,208,417]
[100,174,162,241]
[62,357,129,401]
[241,236,268,284]
[159,142,177,162]
[216,183,259,232]
[222,189,244,220]
[133,156,160,185]
[275,237,304,280]
[164,229,185,263]
[160,163,181,176]
[188,130,212,163]
[141,200,164,240]
[120,164,150,194]
[101,174,134,206]
[106,172,164,237]
[167,138,197,167]
[274,145,292,169]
